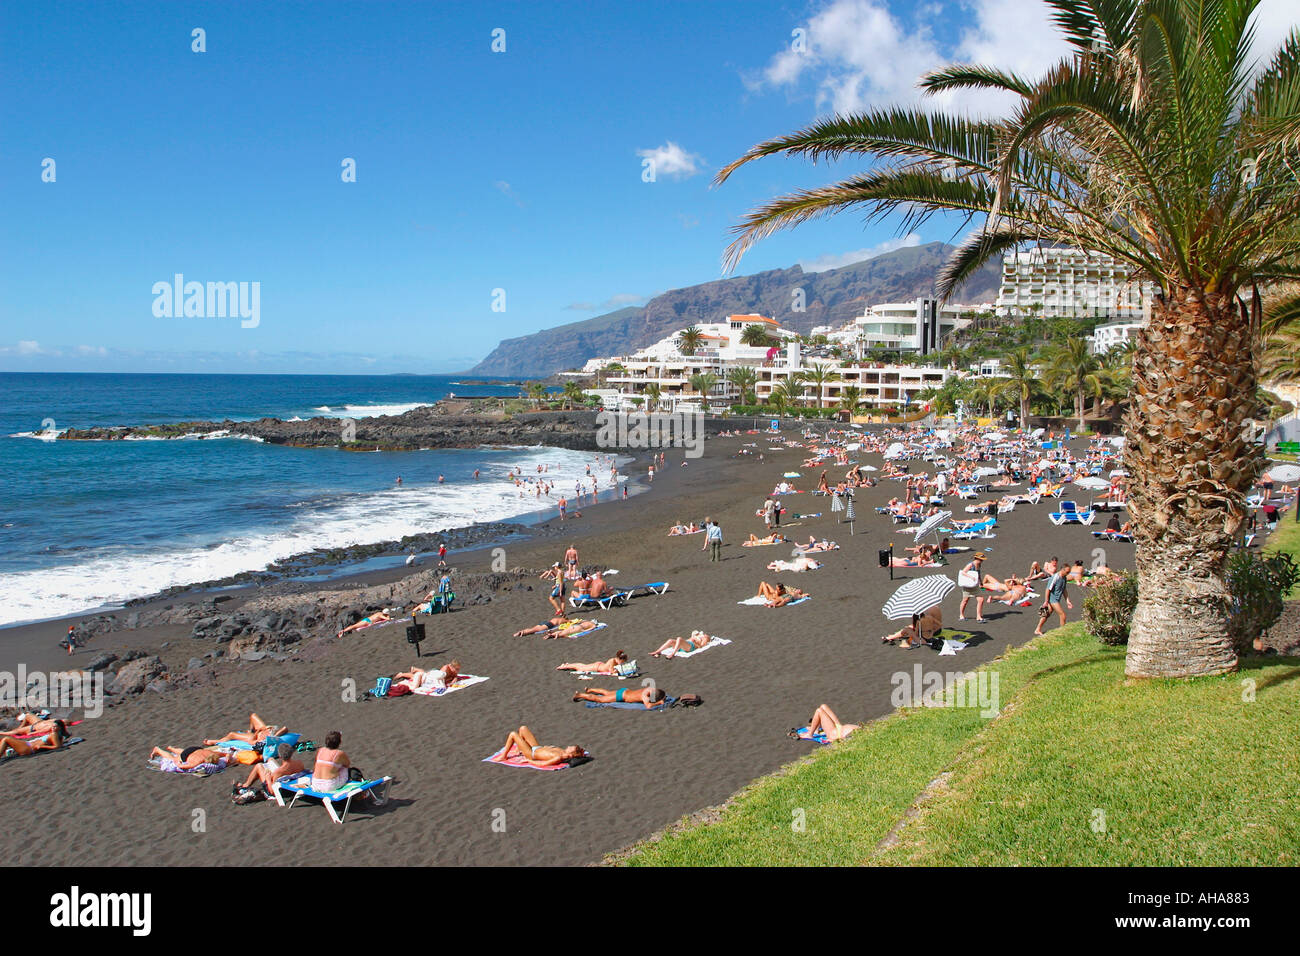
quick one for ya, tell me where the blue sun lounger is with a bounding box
[629,581,670,596]
[271,775,393,824]
[570,590,631,610]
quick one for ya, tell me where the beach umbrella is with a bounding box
[860,464,878,472]
[1033,458,1055,469]
[1074,476,1112,490]
[1031,428,1045,438]
[910,510,951,539]
[843,493,855,529]
[882,575,954,620]
[1109,436,1126,447]
[885,442,906,459]
[1266,464,1300,483]
[1110,469,1128,478]
[984,431,1004,442]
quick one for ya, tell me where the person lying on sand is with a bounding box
[789,704,859,742]
[149,744,229,771]
[556,651,628,674]
[651,631,711,658]
[492,726,587,767]
[796,537,839,552]
[239,742,305,792]
[667,521,701,535]
[743,533,787,546]
[572,686,667,709]
[205,713,286,746]
[515,615,568,637]
[5,711,59,735]
[1,719,68,758]
[757,581,808,607]
[394,660,461,693]
[768,556,822,573]
[337,610,394,638]
[988,577,1030,603]
[515,618,601,639]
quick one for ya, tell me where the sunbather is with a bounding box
[239,742,305,792]
[204,713,286,746]
[394,660,461,692]
[310,731,351,792]
[881,607,943,648]
[149,743,229,770]
[337,609,394,638]
[789,704,858,742]
[651,631,712,658]
[5,712,60,736]
[492,726,586,767]
[758,582,807,607]
[514,615,568,637]
[743,532,787,546]
[797,537,839,552]
[556,651,628,674]
[989,576,1030,603]
[572,685,667,709]
[767,556,822,572]
[1,719,68,757]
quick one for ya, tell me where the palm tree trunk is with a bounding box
[1123,287,1263,679]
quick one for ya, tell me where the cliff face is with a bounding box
[467,242,1001,377]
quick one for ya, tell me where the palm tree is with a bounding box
[802,363,838,409]
[643,382,663,412]
[729,365,759,405]
[562,381,585,410]
[1260,289,1300,381]
[839,385,863,415]
[714,0,1300,678]
[774,375,804,410]
[1043,337,1101,433]
[678,326,704,356]
[688,372,718,403]
[992,348,1042,424]
[526,382,548,409]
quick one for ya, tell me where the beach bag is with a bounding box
[675,694,703,707]
[372,677,392,698]
[235,749,262,765]
[231,784,266,805]
[957,568,978,588]
[386,683,411,697]
[614,661,638,678]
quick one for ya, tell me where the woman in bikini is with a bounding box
[556,651,628,674]
[204,713,286,746]
[573,686,667,709]
[148,742,228,770]
[492,726,586,767]
[1,719,68,758]
[311,731,351,792]
[765,583,807,608]
[743,533,786,546]
[651,631,711,658]
[336,609,394,638]
[789,704,858,742]
[394,660,461,692]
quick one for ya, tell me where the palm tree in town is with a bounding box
[562,381,586,410]
[992,347,1042,424]
[1042,336,1100,433]
[678,326,704,356]
[643,381,663,412]
[688,372,718,405]
[803,363,837,409]
[1260,289,1300,381]
[729,365,759,405]
[774,375,805,410]
[525,382,549,409]
[714,0,1300,678]
[839,384,863,415]
[741,323,773,348]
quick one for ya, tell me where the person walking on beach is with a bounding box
[542,564,566,614]
[558,497,567,521]
[707,520,723,562]
[700,517,713,552]
[763,497,776,530]
[958,552,988,623]
[565,544,579,577]
[63,625,77,655]
[1034,558,1072,635]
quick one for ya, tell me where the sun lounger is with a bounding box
[948,519,996,540]
[1091,530,1133,542]
[1050,501,1095,525]
[271,775,392,824]
[570,591,630,610]
[1011,492,1041,505]
[629,581,670,596]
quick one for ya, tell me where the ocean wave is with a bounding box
[9,429,64,440]
[308,402,432,418]
[0,447,631,627]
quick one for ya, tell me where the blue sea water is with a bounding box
[0,373,620,627]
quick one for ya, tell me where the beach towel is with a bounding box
[483,747,585,770]
[1,736,84,762]
[938,639,968,656]
[10,719,84,739]
[572,660,639,680]
[147,754,228,776]
[670,637,731,658]
[409,674,489,697]
[584,696,676,711]
[549,621,607,639]
[792,726,830,745]
[736,595,811,606]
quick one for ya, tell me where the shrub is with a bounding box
[1082,570,1138,645]
[1226,550,1300,654]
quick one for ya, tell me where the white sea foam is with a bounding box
[309,403,431,418]
[10,429,64,440]
[0,446,631,627]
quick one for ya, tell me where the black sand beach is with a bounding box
[0,428,1133,865]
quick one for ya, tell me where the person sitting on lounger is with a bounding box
[492,726,587,767]
[149,743,228,771]
[1,719,68,758]
[394,660,461,693]
[789,704,859,742]
[337,609,394,638]
[588,573,611,600]
[205,713,286,746]
[573,685,668,709]
[556,651,628,674]
[239,741,305,792]
[651,631,712,658]
[311,731,351,793]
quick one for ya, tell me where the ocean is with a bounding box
[0,373,621,628]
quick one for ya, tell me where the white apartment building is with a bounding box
[848,299,969,354]
[753,353,951,409]
[997,247,1154,319]
[1089,319,1145,355]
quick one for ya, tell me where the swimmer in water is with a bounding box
[438,475,445,483]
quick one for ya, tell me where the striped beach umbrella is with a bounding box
[882,574,954,620]
[1266,464,1300,483]
[910,509,951,539]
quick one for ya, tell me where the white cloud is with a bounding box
[76,345,108,356]
[17,340,42,354]
[494,180,526,207]
[798,232,922,272]
[636,141,705,180]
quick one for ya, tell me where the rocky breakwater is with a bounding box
[58,405,606,452]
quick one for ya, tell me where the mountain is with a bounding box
[466,241,1002,378]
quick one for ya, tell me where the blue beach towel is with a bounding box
[793,726,830,745]
[584,696,676,711]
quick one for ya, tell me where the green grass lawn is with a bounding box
[1269,515,1300,599]
[617,625,1300,866]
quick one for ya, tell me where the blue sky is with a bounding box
[1,0,1292,373]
